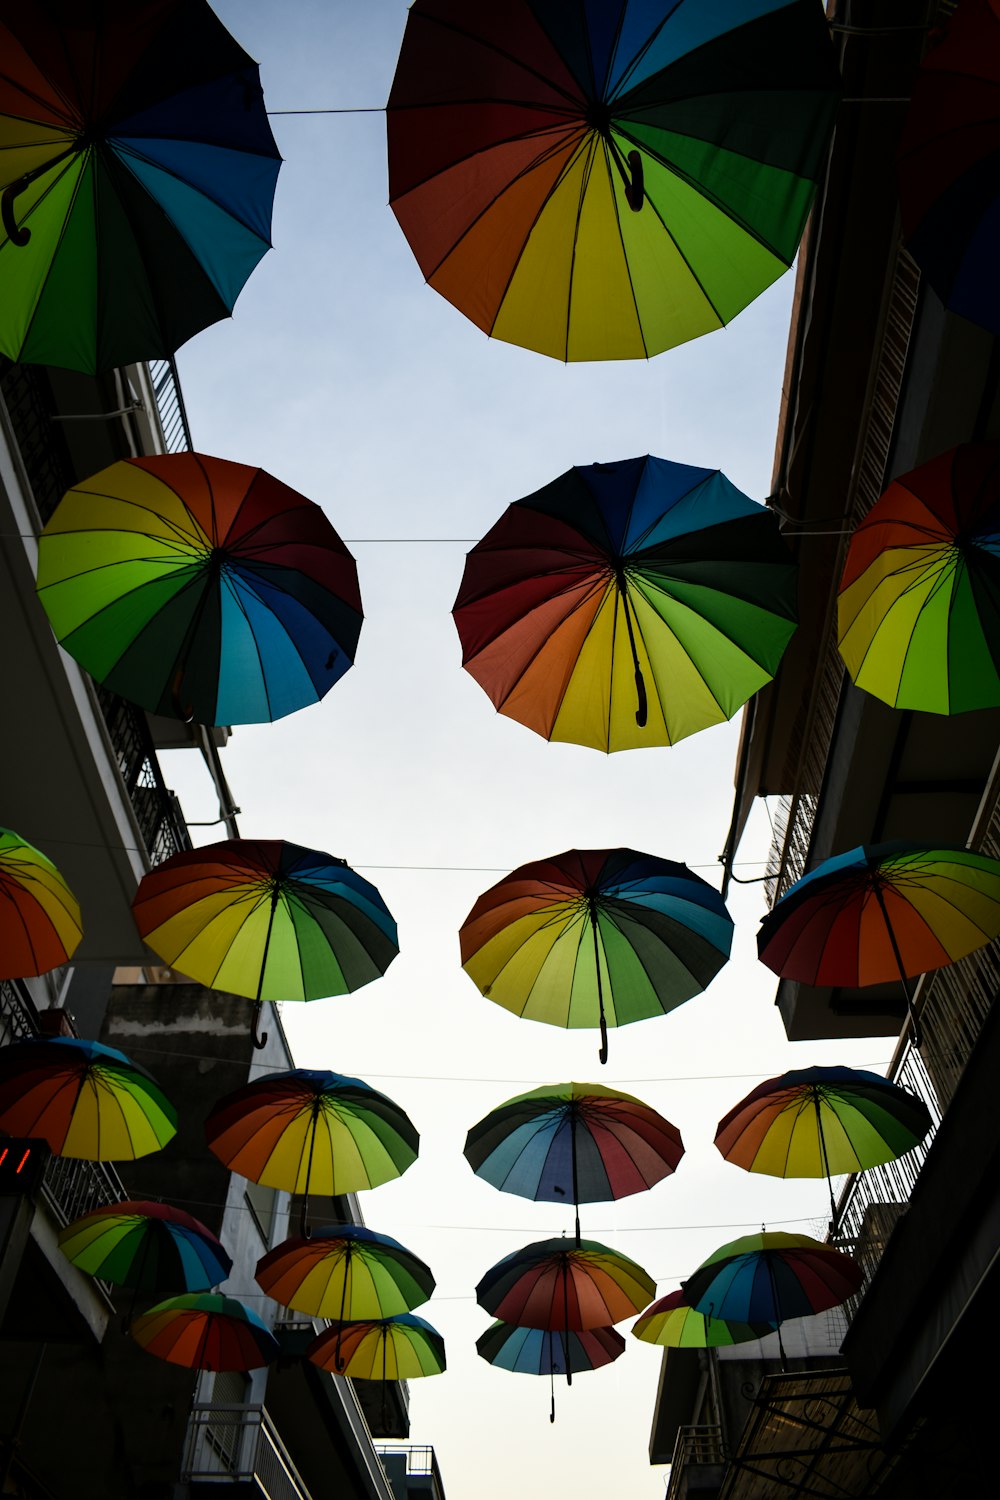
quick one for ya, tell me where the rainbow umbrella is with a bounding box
[132,839,398,1048]
[387,0,839,362]
[477,1319,624,1423]
[460,848,733,1063]
[0,0,281,374]
[838,443,1000,713]
[36,453,362,726]
[632,1288,775,1348]
[453,456,797,751]
[307,1313,445,1379]
[0,828,82,977]
[715,1065,932,1224]
[476,1238,655,1337]
[897,0,1000,336]
[205,1069,419,1235]
[131,1293,278,1372]
[757,842,1000,1043]
[256,1225,435,1324]
[465,1081,684,1242]
[58,1201,231,1294]
[0,1036,176,1160]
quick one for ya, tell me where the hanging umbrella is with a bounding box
[476,1238,655,1338]
[897,0,1000,336]
[464,1081,684,1242]
[838,442,1000,713]
[460,848,733,1063]
[387,0,840,362]
[453,456,797,751]
[632,1288,775,1348]
[132,839,399,1048]
[0,827,82,977]
[256,1225,435,1323]
[0,0,281,373]
[757,842,1000,1043]
[307,1314,445,1378]
[58,1200,231,1294]
[36,453,363,726]
[131,1293,279,1372]
[477,1319,624,1424]
[0,1036,176,1160]
[205,1068,419,1235]
[715,1065,933,1224]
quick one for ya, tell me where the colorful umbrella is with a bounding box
[683,1232,863,1364]
[476,1238,655,1335]
[132,839,399,1048]
[58,1200,231,1294]
[0,827,82,977]
[0,1036,176,1160]
[131,1293,279,1372]
[387,0,840,362]
[464,1081,684,1242]
[838,443,1000,714]
[757,842,1000,1042]
[256,1225,435,1323]
[453,456,797,751]
[0,0,281,373]
[715,1065,933,1223]
[632,1288,775,1348]
[205,1068,419,1235]
[460,848,733,1062]
[306,1314,445,1379]
[897,0,1000,335]
[477,1319,624,1423]
[36,453,363,726]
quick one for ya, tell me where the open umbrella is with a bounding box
[36,453,363,726]
[0,0,281,373]
[256,1225,435,1324]
[464,1081,684,1242]
[476,1238,655,1339]
[477,1319,624,1423]
[897,0,1000,336]
[757,842,1000,1043]
[0,827,82,977]
[632,1288,775,1348]
[387,0,840,362]
[307,1313,445,1379]
[205,1069,419,1235]
[0,1036,176,1160]
[715,1065,933,1224]
[838,443,1000,713]
[131,1293,278,1372]
[460,848,733,1063]
[58,1201,231,1311]
[132,839,399,1048]
[453,456,797,752]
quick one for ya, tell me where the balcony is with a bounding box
[183,1405,318,1498]
[665,1426,725,1500]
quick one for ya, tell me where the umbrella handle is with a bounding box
[1,181,31,246]
[251,1000,268,1050]
[633,664,648,728]
[625,150,644,212]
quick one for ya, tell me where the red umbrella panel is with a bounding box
[476,1237,655,1333]
[131,1293,279,1372]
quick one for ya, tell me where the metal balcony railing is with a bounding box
[666,1426,725,1500]
[95,686,191,865]
[0,358,77,523]
[148,357,193,454]
[182,1405,313,1498]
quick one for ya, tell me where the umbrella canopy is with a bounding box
[715,1065,933,1222]
[453,456,797,752]
[838,443,1000,714]
[632,1289,775,1348]
[477,1318,624,1421]
[465,1081,683,1241]
[131,1292,278,1372]
[256,1225,435,1322]
[0,0,281,373]
[58,1200,231,1293]
[205,1068,418,1234]
[307,1314,446,1379]
[0,827,82,977]
[460,848,733,1062]
[897,0,1000,336]
[0,1036,176,1160]
[132,839,399,1048]
[683,1232,863,1330]
[476,1237,655,1331]
[387,0,840,362]
[36,453,363,726]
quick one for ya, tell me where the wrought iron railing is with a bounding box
[0,358,77,523]
[182,1405,313,1498]
[374,1444,439,1479]
[148,357,193,453]
[95,687,191,865]
[666,1426,725,1500]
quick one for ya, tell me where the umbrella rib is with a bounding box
[10,154,86,354]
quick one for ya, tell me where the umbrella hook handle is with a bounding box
[251,999,268,1050]
[1,181,31,247]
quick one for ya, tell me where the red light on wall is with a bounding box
[0,1138,48,1195]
